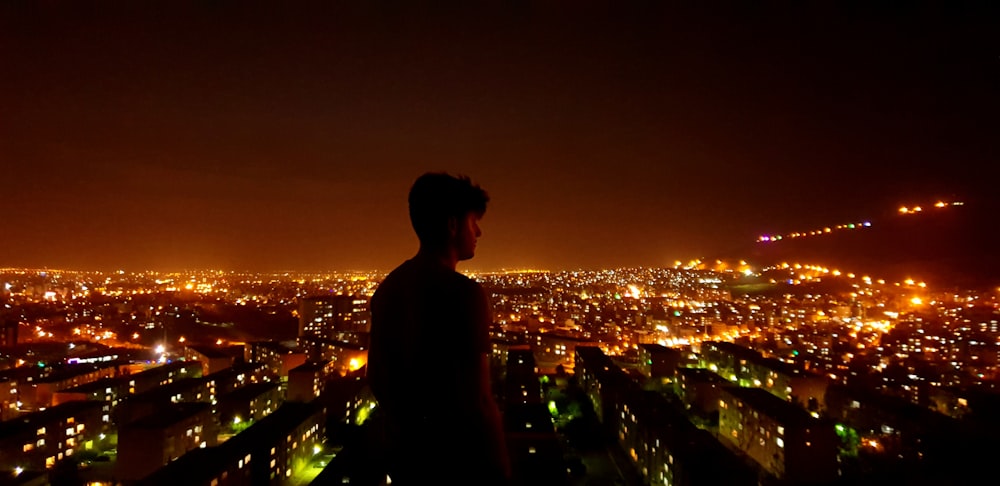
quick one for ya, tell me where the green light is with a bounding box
[547,401,558,416]
[792,350,799,356]
[673,311,681,317]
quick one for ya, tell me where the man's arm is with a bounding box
[471,283,512,479]
[479,352,511,478]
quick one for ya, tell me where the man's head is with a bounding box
[408,172,489,259]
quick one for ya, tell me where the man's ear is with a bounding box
[446,216,459,238]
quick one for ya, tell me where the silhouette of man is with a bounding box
[368,172,511,485]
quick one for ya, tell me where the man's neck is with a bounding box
[415,246,459,271]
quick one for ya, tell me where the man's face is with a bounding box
[455,212,482,261]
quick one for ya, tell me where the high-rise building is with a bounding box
[0,318,16,348]
[0,295,16,348]
[298,295,370,338]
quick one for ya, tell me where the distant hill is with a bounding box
[717,203,1000,290]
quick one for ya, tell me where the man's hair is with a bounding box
[408,172,489,247]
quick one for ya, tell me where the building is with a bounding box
[0,400,111,470]
[298,294,370,337]
[115,377,212,426]
[530,331,599,374]
[674,367,730,421]
[505,348,542,406]
[18,363,120,411]
[1,317,17,348]
[502,348,568,485]
[719,386,839,484]
[296,336,368,374]
[117,402,217,481]
[575,346,757,486]
[52,361,202,407]
[204,362,273,398]
[217,381,283,428]
[700,341,829,411]
[287,360,338,403]
[184,345,242,375]
[245,341,307,380]
[137,401,326,485]
[637,343,686,381]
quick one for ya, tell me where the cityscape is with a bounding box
[3,1,998,485]
[1,252,998,485]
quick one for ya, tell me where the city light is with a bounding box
[1,260,997,483]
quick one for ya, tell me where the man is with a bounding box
[367,172,510,485]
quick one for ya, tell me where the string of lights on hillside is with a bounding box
[756,200,964,244]
[759,261,927,291]
[898,200,964,215]
[675,259,929,292]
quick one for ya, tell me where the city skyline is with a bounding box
[3,2,998,273]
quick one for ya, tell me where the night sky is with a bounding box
[2,1,998,273]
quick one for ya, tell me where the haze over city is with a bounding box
[3,1,998,273]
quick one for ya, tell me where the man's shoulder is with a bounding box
[374,260,419,288]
